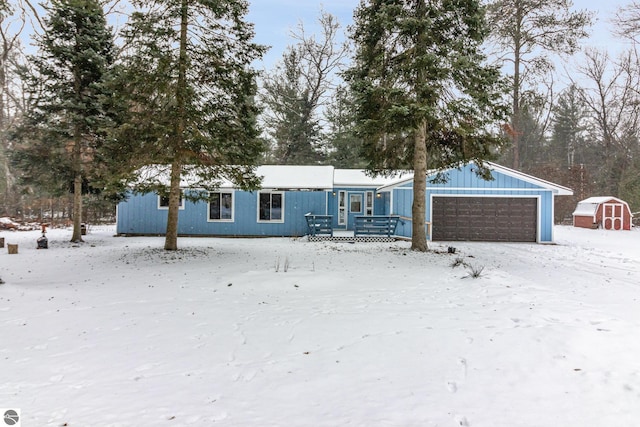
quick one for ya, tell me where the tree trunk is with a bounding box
[70,122,84,243]
[411,119,428,252]
[511,3,523,170]
[163,0,189,251]
[70,173,84,242]
[164,160,182,250]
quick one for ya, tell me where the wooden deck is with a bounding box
[305,213,402,242]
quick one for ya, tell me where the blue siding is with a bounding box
[391,164,557,243]
[116,163,561,242]
[117,190,327,237]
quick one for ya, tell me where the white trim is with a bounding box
[376,161,573,195]
[550,193,555,242]
[256,191,285,223]
[338,191,346,225]
[157,194,185,210]
[392,186,555,192]
[484,162,573,195]
[602,202,624,230]
[325,191,329,216]
[365,191,374,216]
[429,194,542,243]
[207,190,235,223]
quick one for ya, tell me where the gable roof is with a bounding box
[376,162,573,195]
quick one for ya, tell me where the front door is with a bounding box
[333,191,375,230]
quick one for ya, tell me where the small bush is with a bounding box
[465,264,485,279]
[450,257,466,268]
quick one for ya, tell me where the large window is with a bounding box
[258,192,284,222]
[158,192,184,210]
[208,191,234,221]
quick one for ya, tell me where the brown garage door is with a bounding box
[432,197,537,242]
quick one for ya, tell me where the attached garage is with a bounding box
[432,196,538,242]
[379,162,574,243]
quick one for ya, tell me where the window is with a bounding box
[338,191,346,225]
[158,192,184,210]
[365,191,374,216]
[208,192,234,221]
[350,194,363,213]
[258,192,284,222]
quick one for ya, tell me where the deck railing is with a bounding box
[354,215,400,237]
[305,213,334,236]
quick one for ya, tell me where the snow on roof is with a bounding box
[255,165,334,190]
[134,165,336,190]
[572,202,599,218]
[333,169,410,188]
[578,196,626,205]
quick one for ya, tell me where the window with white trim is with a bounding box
[338,191,346,225]
[365,191,374,215]
[208,191,234,221]
[258,192,284,222]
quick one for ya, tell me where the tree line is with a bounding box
[0,0,637,251]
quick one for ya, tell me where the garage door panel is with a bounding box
[432,197,537,242]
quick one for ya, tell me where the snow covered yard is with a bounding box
[1,225,639,427]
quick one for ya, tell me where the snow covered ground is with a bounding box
[1,225,639,427]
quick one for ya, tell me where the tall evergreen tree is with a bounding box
[326,85,367,169]
[11,0,114,242]
[345,0,507,251]
[549,84,588,169]
[486,0,592,170]
[116,0,266,250]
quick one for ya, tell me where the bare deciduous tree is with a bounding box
[261,9,349,164]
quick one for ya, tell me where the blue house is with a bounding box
[116,162,572,243]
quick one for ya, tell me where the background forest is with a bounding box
[2,0,640,228]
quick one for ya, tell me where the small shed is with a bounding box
[572,197,633,230]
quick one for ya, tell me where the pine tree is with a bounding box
[549,84,588,169]
[326,86,367,169]
[11,0,115,242]
[486,0,592,170]
[116,0,266,250]
[345,0,507,251]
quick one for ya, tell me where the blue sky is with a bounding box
[246,0,632,70]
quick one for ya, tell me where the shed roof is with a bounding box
[578,196,627,205]
[572,196,632,218]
